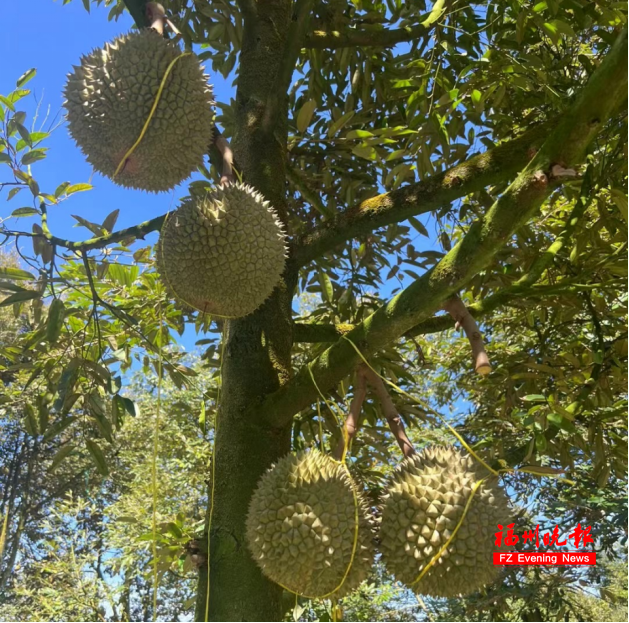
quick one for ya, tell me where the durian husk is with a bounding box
[246,450,375,598]
[157,182,287,318]
[379,445,513,597]
[64,29,214,192]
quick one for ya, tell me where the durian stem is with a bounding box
[145,2,166,35]
[214,135,235,184]
[442,295,491,376]
[333,365,368,460]
[363,367,415,458]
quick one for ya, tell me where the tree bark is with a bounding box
[194,2,295,621]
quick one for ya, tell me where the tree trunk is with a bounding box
[195,2,294,620]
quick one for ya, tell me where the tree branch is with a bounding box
[305,24,430,49]
[2,213,167,252]
[263,0,315,133]
[261,28,628,428]
[333,365,367,460]
[363,366,415,459]
[293,121,551,267]
[121,0,151,28]
[292,279,607,343]
[442,295,491,375]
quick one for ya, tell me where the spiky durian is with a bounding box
[379,445,512,597]
[157,183,286,318]
[64,29,214,192]
[246,450,375,598]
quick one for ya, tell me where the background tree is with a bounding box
[0,1,627,621]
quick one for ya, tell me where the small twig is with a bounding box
[363,367,415,458]
[443,295,492,376]
[333,365,368,460]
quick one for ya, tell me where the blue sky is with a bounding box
[0,0,234,249]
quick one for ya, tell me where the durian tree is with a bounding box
[0,1,627,621]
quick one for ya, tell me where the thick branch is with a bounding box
[294,122,551,266]
[305,24,429,49]
[292,279,602,343]
[262,28,628,428]
[363,367,415,459]
[122,0,151,28]
[263,0,315,134]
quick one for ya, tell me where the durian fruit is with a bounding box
[246,450,375,598]
[379,445,512,597]
[64,29,214,192]
[157,183,287,318]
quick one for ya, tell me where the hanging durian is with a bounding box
[157,182,287,318]
[64,29,214,192]
[379,445,512,597]
[246,449,375,598]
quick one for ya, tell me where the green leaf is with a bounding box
[609,188,628,223]
[327,111,355,138]
[49,445,75,471]
[346,130,374,139]
[522,394,546,402]
[0,289,40,307]
[15,123,31,147]
[21,148,47,165]
[0,281,29,293]
[0,95,15,111]
[0,266,35,280]
[296,100,316,133]
[86,439,109,476]
[23,405,39,436]
[317,271,334,304]
[408,216,429,237]
[8,90,30,105]
[16,68,36,88]
[7,187,22,201]
[542,22,560,45]
[198,400,207,435]
[120,396,138,417]
[72,214,104,236]
[535,433,548,452]
[352,145,377,160]
[102,209,120,233]
[66,183,93,195]
[46,298,65,344]
[422,0,446,26]
[54,181,71,197]
[11,207,39,217]
[0,153,11,164]
[43,416,76,442]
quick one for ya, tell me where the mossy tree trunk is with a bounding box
[194,2,296,620]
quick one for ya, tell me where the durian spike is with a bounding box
[442,295,492,376]
[146,2,166,35]
[333,365,368,461]
[363,366,416,458]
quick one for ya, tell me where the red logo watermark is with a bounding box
[493,523,595,566]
